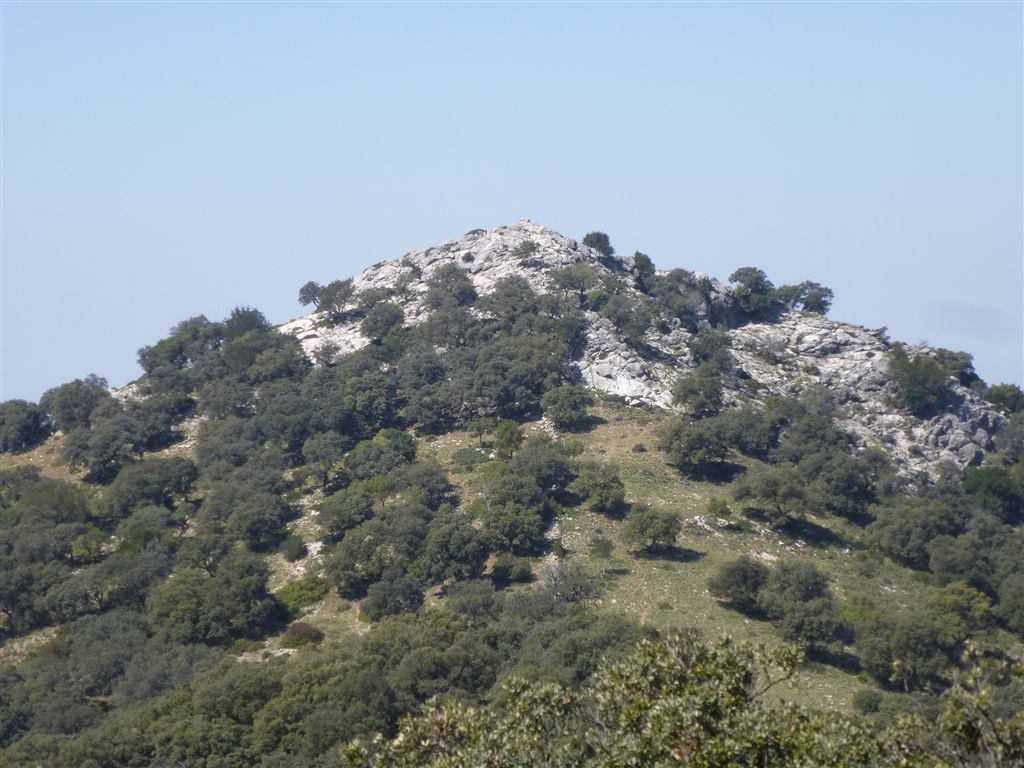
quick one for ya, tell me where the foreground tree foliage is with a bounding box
[360,632,1023,768]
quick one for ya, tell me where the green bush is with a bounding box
[852,688,884,715]
[280,535,308,562]
[276,575,329,617]
[672,364,723,418]
[452,446,489,472]
[707,556,768,612]
[622,504,681,553]
[510,239,539,260]
[887,346,949,417]
[706,496,731,518]
[571,461,626,514]
[541,386,594,431]
[656,418,730,475]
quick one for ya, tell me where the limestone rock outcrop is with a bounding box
[280,220,1006,477]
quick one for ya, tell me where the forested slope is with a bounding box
[1,223,1022,767]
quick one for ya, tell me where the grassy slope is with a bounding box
[5,399,1018,716]
[420,400,939,715]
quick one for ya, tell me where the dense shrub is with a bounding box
[571,461,626,514]
[856,610,950,691]
[361,567,424,621]
[887,346,949,417]
[276,576,330,617]
[0,400,49,452]
[657,417,730,474]
[622,504,681,553]
[986,383,1024,414]
[280,536,308,562]
[707,556,769,612]
[541,386,594,431]
[671,363,724,418]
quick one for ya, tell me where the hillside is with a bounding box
[1,222,1022,767]
[282,220,1004,476]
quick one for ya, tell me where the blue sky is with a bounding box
[2,2,1021,401]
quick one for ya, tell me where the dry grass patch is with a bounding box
[298,593,368,643]
[1,434,86,483]
[0,625,60,666]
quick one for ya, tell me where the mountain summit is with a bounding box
[281,220,1004,477]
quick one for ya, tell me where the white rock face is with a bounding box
[280,220,1006,477]
[729,315,1004,476]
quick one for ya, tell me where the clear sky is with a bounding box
[2,2,1021,402]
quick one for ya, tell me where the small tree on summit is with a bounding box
[798,282,834,314]
[40,375,111,432]
[632,252,655,292]
[729,267,776,316]
[0,399,49,452]
[550,265,599,307]
[887,345,949,418]
[776,281,834,315]
[298,281,323,308]
[582,231,615,259]
[319,279,355,319]
[222,306,270,341]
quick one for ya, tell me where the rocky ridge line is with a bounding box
[280,220,1005,476]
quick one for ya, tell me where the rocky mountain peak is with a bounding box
[280,221,1006,477]
[281,219,643,354]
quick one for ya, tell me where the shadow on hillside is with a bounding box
[602,566,632,577]
[778,518,847,549]
[838,509,875,528]
[806,647,862,674]
[711,600,768,622]
[636,546,705,563]
[633,341,681,367]
[741,509,848,549]
[694,462,746,484]
[568,414,608,434]
[726,303,787,328]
